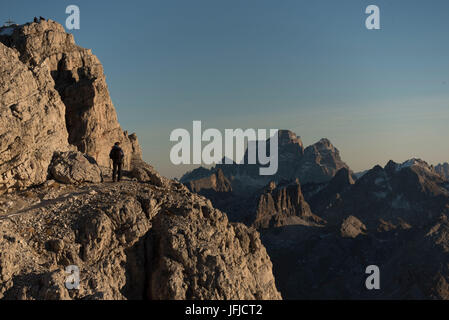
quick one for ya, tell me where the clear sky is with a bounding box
[2,0,449,178]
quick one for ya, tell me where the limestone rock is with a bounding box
[340,216,367,238]
[253,180,324,229]
[186,168,232,193]
[149,194,282,300]
[0,19,281,301]
[0,20,142,172]
[0,179,281,300]
[49,151,103,185]
[130,160,169,187]
[0,41,69,194]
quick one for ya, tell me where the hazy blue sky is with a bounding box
[2,0,449,178]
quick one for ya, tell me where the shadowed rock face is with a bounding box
[182,155,449,299]
[186,168,232,193]
[182,173,324,229]
[253,180,324,229]
[319,159,449,230]
[436,163,449,181]
[260,215,449,300]
[302,167,355,215]
[0,20,142,173]
[258,159,449,300]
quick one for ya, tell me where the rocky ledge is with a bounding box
[0,174,281,300]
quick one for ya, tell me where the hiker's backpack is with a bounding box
[109,146,124,162]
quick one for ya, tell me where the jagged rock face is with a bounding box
[0,19,281,301]
[180,167,214,183]
[181,130,353,193]
[186,168,232,193]
[0,20,142,170]
[303,167,355,215]
[298,138,352,184]
[0,42,69,193]
[257,159,449,299]
[253,180,324,229]
[0,179,281,300]
[49,151,103,185]
[183,172,323,229]
[260,215,449,299]
[436,163,449,181]
[149,195,281,300]
[235,131,352,185]
[319,159,449,230]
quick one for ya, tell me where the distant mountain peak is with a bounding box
[435,162,449,180]
[385,158,433,174]
[277,130,304,148]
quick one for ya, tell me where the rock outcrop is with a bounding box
[299,138,352,184]
[0,178,281,300]
[130,159,169,188]
[149,192,281,299]
[0,20,142,184]
[253,180,324,229]
[186,168,232,193]
[0,41,69,193]
[49,151,103,185]
[331,159,449,230]
[303,167,355,215]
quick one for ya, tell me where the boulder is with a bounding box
[130,160,168,187]
[0,20,143,176]
[49,151,103,184]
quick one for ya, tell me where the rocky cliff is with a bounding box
[0,40,70,193]
[0,20,142,195]
[0,19,281,300]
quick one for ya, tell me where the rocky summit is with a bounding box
[0,19,141,194]
[0,20,281,300]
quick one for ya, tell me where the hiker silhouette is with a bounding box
[109,142,124,182]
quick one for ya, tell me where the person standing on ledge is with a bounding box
[109,142,125,182]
